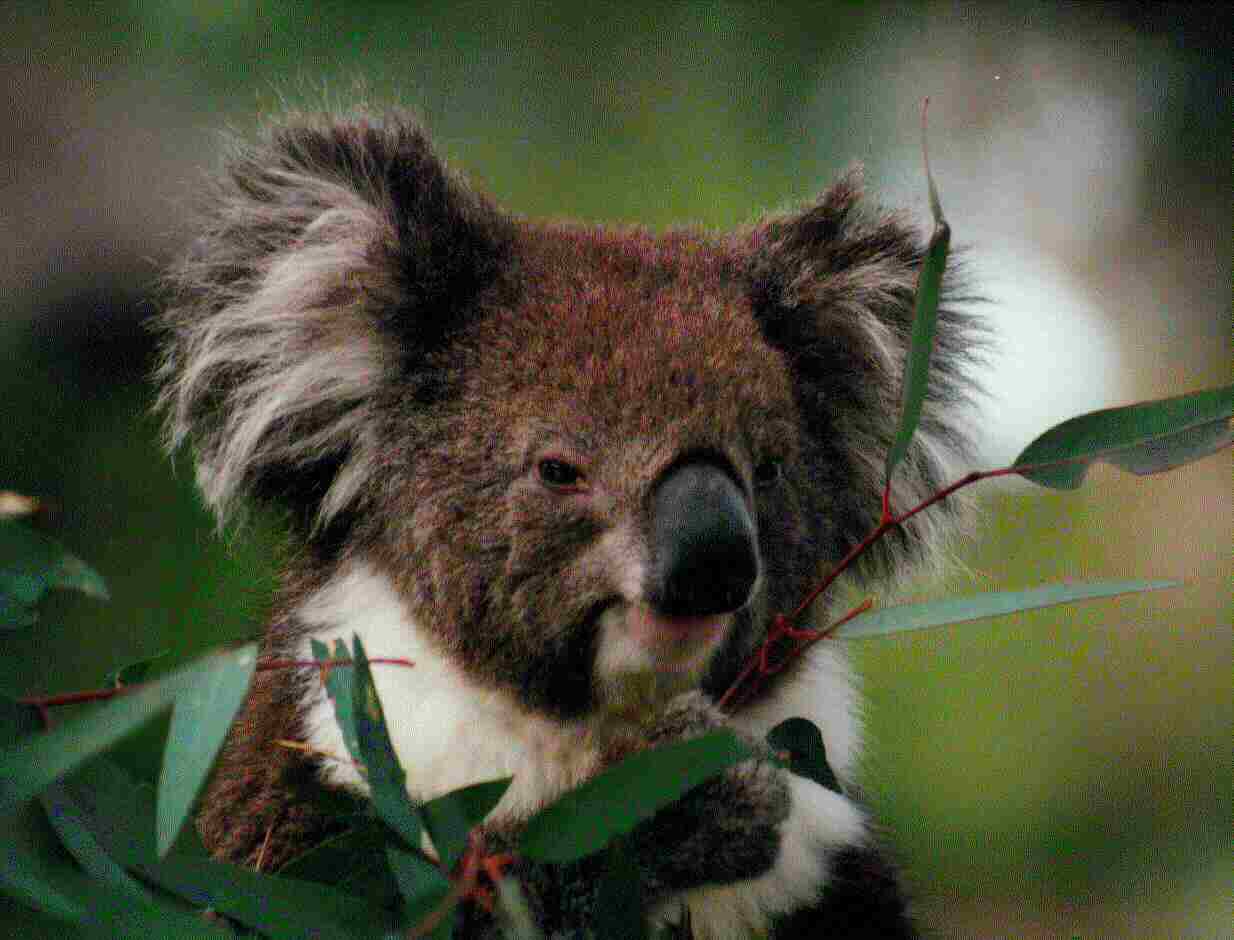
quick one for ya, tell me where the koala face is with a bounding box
[376,225,819,722]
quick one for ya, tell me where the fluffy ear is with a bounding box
[157,111,511,534]
[741,169,983,583]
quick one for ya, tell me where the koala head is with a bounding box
[159,111,978,730]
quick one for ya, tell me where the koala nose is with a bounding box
[647,461,759,618]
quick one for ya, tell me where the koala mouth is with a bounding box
[591,598,730,683]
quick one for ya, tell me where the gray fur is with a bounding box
[156,107,982,939]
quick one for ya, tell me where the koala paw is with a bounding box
[649,765,867,940]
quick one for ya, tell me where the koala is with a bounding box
[157,108,979,939]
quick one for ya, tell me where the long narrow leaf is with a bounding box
[386,845,452,924]
[312,638,363,762]
[837,579,1181,638]
[344,635,424,850]
[41,782,152,900]
[158,643,257,856]
[421,777,511,872]
[884,105,951,483]
[0,645,256,818]
[1014,384,1233,489]
[520,730,753,863]
[50,757,400,940]
[0,520,108,628]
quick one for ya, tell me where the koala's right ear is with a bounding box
[157,112,512,533]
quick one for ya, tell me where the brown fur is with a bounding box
[160,108,980,937]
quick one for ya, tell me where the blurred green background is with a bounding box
[2,2,1229,937]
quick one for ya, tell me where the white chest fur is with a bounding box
[296,562,869,937]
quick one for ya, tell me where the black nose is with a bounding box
[646,461,759,618]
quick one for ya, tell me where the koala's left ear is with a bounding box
[157,112,512,534]
[737,169,983,581]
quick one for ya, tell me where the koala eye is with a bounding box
[537,458,585,491]
[753,458,783,491]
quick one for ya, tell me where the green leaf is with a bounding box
[0,520,109,628]
[520,730,754,863]
[766,718,840,794]
[884,113,951,485]
[386,845,453,925]
[0,691,42,746]
[0,842,234,938]
[277,820,390,882]
[103,650,170,688]
[422,777,512,872]
[312,637,364,763]
[141,855,403,940]
[40,782,152,900]
[48,758,401,940]
[1014,384,1234,489]
[837,579,1182,639]
[0,760,230,940]
[0,644,256,818]
[595,837,646,940]
[157,643,258,856]
[336,635,423,850]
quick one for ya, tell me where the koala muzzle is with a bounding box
[646,461,759,618]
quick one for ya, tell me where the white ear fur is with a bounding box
[159,161,401,529]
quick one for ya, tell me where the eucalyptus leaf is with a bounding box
[837,579,1181,639]
[766,718,840,794]
[104,650,170,688]
[1,786,229,939]
[140,855,402,940]
[0,842,234,938]
[338,635,424,850]
[520,730,753,863]
[884,118,951,485]
[277,820,390,882]
[422,777,512,872]
[595,837,646,940]
[157,643,258,856]
[386,844,453,924]
[1,663,183,815]
[1014,383,1233,489]
[41,782,153,900]
[0,520,108,628]
[51,756,402,939]
[312,637,364,763]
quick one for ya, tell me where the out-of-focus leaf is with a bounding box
[422,777,511,872]
[885,108,951,485]
[277,820,389,882]
[838,579,1181,638]
[520,730,753,863]
[157,643,257,856]
[1,766,229,940]
[1,842,234,938]
[104,650,169,688]
[1014,384,1233,489]
[52,757,400,940]
[0,645,256,817]
[0,491,40,518]
[141,855,402,940]
[40,782,151,900]
[386,845,452,926]
[595,836,646,940]
[766,718,840,794]
[0,520,108,628]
